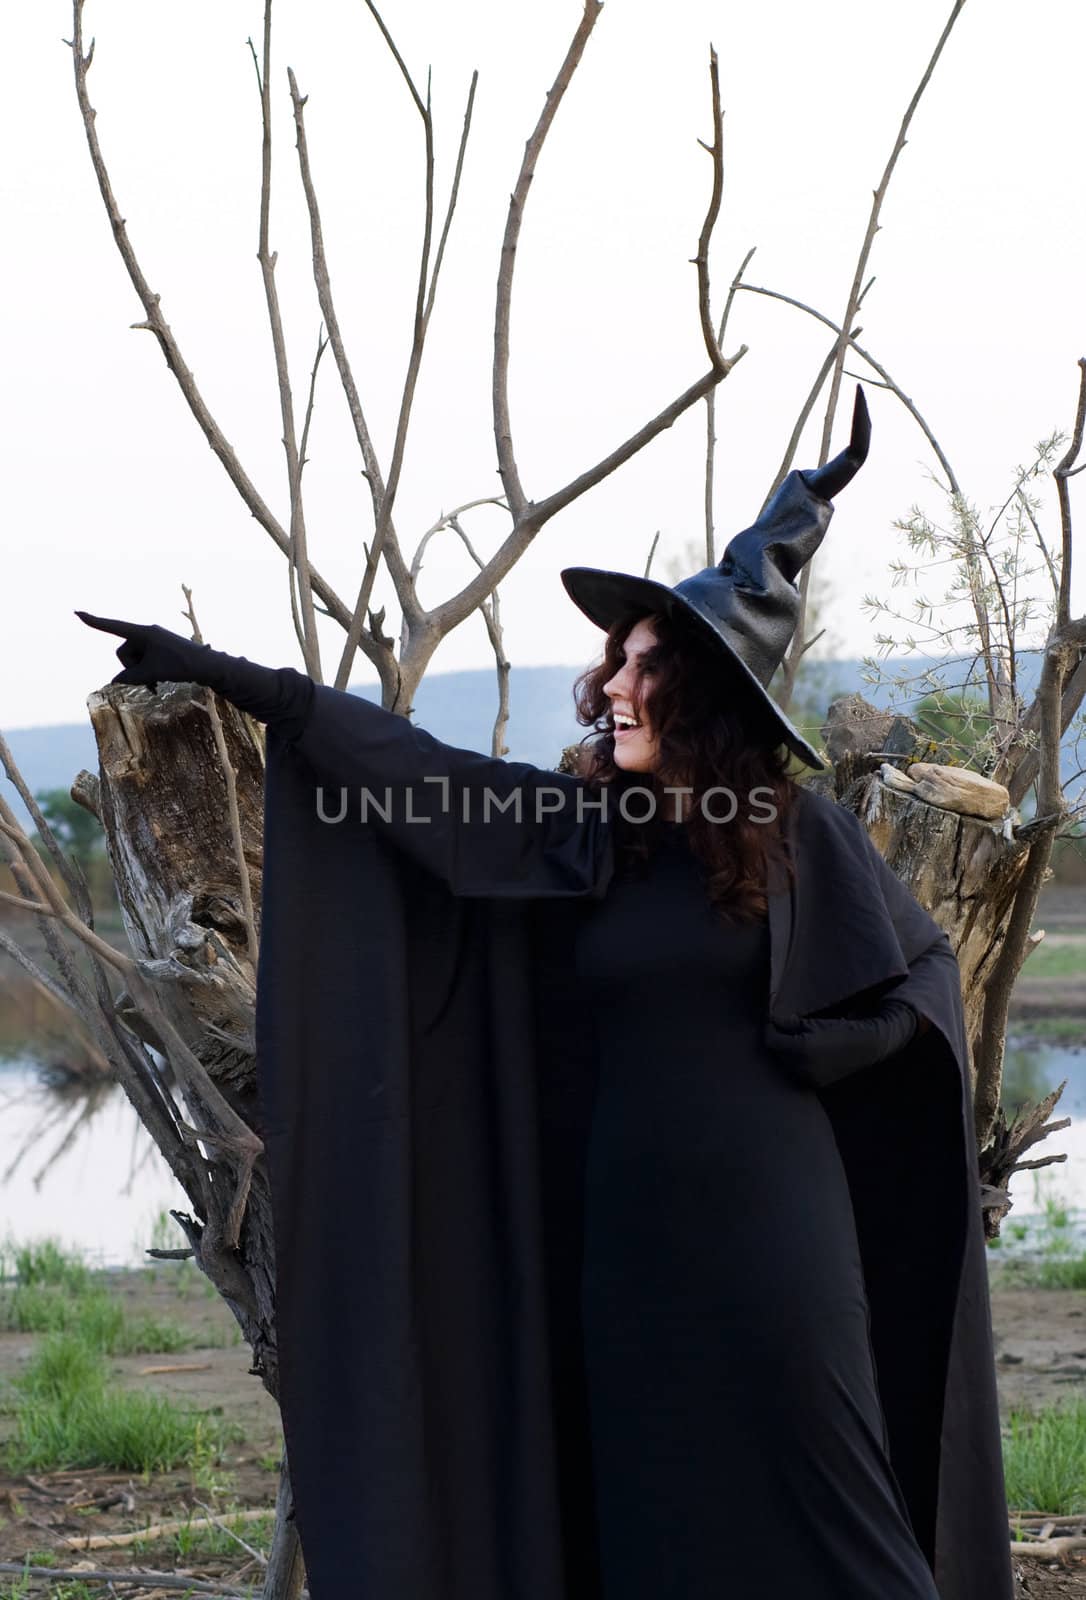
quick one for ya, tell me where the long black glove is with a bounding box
[765,995,921,1091]
[75,612,315,745]
[802,385,871,502]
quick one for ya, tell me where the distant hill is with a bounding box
[0,652,1071,834]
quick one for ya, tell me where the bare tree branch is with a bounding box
[1004,645,1086,806]
[248,1,321,682]
[292,325,330,657]
[1015,486,1060,600]
[286,65,410,702]
[759,278,877,506]
[408,498,508,588]
[331,30,480,700]
[695,50,727,363]
[298,327,328,479]
[761,329,862,514]
[1053,356,1086,628]
[182,586,259,968]
[718,247,756,356]
[774,0,968,717]
[0,926,79,1016]
[0,730,94,925]
[424,72,478,326]
[493,0,604,524]
[737,276,1010,723]
[0,1562,254,1596]
[704,245,756,561]
[0,788,259,1201]
[736,283,962,495]
[973,358,1086,1141]
[435,38,745,641]
[447,514,511,759]
[818,0,968,463]
[66,1,369,665]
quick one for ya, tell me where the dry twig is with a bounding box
[775,0,969,717]
[65,0,359,664]
[248,1,321,681]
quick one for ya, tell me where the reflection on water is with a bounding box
[0,1058,185,1269]
[999,1039,1086,1218]
[0,1037,1083,1267]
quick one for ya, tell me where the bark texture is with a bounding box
[84,683,280,1401]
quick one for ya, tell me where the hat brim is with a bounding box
[559,565,827,773]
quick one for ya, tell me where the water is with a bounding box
[0,1038,1084,1269]
[997,1037,1086,1255]
[0,1057,187,1269]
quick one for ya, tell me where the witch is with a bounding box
[76,388,1014,1600]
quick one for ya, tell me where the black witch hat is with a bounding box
[560,386,871,771]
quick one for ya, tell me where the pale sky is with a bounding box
[4,0,1085,729]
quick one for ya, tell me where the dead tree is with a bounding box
[2,2,745,1592]
[691,0,1085,1234]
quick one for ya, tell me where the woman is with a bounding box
[75,392,1014,1600]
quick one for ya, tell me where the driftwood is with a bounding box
[1009,1535,1086,1562]
[1009,1514,1086,1530]
[63,1506,273,1551]
[879,761,1011,822]
[137,1361,215,1375]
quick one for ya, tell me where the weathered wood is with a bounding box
[86,682,264,1096]
[263,1453,306,1600]
[81,682,280,1399]
[881,760,1011,821]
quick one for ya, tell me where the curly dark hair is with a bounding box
[568,607,802,923]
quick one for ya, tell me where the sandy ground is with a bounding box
[0,1265,1082,1595]
[0,1266,282,1595]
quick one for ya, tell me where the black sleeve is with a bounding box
[283,681,615,902]
[765,996,921,1090]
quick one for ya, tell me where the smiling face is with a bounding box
[601,615,663,773]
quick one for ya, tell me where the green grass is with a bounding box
[8,1239,91,1295]
[1020,939,1086,979]
[130,1504,276,1562]
[1004,1399,1086,1515]
[1028,1255,1086,1289]
[988,1192,1086,1287]
[4,1331,236,1476]
[0,1284,190,1355]
[9,1384,226,1474]
[0,1237,237,1480]
[0,1579,99,1600]
[0,1234,191,1356]
[16,1328,103,1403]
[1008,1015,1086,1042]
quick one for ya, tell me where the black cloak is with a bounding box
[253,683,1014,1600]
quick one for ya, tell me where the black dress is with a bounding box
[572,821,941,1599]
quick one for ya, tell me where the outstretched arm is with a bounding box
[76,612,613,900]
[291,679,613,898]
